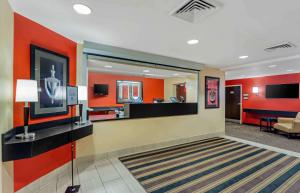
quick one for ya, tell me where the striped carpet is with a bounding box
[119,137,300,193]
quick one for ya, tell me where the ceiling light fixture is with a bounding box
[287,69,294,72]
[187,39,199,45]
[73,4,92,15]
[268,65,277,68]
[239,55,248,59]
[173,73,179,76]
[104,65,112,68]
[143,70,150,73]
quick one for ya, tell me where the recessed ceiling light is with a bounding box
[268,65,277,68]
[287,69,294,72]
[143,69,150,73]
[187,39,199,45]
[73,4,92,15]
[239,55,248,59]
[104,65,112,68]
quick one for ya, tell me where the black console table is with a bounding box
[243,108,298,117]
[2,118,93,162]
[260,117,277,132]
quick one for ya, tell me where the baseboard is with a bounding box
[225,118,241,124]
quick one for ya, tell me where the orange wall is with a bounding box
[226,73,300,125]
[88,72,164,107]
[13,13,77,191]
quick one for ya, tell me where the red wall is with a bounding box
[226,73,300,125]
[13,13,77,191]
[88,72,164,107]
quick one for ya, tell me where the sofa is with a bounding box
[274,113,300,138]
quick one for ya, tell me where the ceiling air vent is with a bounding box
[172,0,222,23]
[264,42,297,52]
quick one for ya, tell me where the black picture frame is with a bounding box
[205,76,220,109]
[30,44,69,118]
[116,80,143,104]
[67,86,78,106]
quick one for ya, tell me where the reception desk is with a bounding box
[90,103,198,122]
[125,103,198,119]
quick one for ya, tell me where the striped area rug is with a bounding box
[119,137,300,193]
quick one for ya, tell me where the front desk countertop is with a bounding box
[90,102,198,122]
[90,114,129,122]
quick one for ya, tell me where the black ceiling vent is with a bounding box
[265,42,297,52]
[172,0,222,23]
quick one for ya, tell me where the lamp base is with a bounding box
[65,185,80,193]
[75,121,87,126]
[15,132,35,140]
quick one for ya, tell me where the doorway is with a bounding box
[176,83,186,102]
[226,85,242,123]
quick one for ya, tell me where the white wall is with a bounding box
[0,0,14,192]
[77,67,225,158]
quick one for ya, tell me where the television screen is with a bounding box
[266,83,299,98]
[94,84,108,95]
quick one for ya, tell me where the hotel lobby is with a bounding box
[1,0,300,193]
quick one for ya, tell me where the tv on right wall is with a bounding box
[266,83,299,98]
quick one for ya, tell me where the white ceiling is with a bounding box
[88,59,195,79]
[9,0,300,77]
[225,55,300,80]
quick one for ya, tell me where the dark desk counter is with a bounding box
[90,114,129,122]
[127,103,198,119]
[2,119,93,162]
[89,103,198,122]
[90,106,123,112]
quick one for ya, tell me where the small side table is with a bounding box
[260,117,277,132]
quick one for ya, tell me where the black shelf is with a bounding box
[243,108,298,117]
[2,118,93,162]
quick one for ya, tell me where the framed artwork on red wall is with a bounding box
[116,80,143,104]
[30,44,69,118]
[205,76,220,109]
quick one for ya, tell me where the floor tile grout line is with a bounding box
[108,158,134,193]
[94,161,108,189]
[110,157,146,193]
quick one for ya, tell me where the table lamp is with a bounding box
[77,85,87,125]
[15,79,38,139]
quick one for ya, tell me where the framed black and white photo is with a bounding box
[67,86,78,106]
[30,45,69,118]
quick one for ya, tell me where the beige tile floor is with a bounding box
[17,157,146,193]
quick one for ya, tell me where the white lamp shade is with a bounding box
[16,79,38,102]
[252,87,259,94]
[78,85,88,101]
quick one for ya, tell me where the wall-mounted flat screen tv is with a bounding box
[266,83,299,98]
[94,84,109,96]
